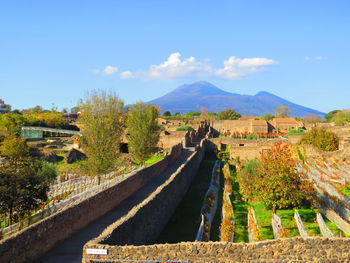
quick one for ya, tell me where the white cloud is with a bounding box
[304,56,323,61]
[120,71,133,79]
[102,65,118,75]
[215,56,277,79]
[91,65,119,75]
[100,53,277,80]
[144,52,212,80]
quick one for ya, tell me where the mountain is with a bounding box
[148,81,325,117]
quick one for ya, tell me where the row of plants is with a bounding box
[195,161,220,241]
[219,163,234,241]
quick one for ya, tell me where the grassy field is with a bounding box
[276,209,299,237]
[156,155,216,243]
[231,172,249,243]
[298,209,320,236]
[145,154,166,166]
[249,202,274,240]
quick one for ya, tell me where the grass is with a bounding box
[298,209,320,236]
[231,171,249,243]
[249,202,274,240]
[156,155,216,243]
[145,154,166,166]
[339,185,350,198]
[175,125,193,131]
[54,159,88,175]
[324,217,346,237]
[276,209,299,237]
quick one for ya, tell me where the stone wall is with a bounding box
[82,237,350,263]
[84,139,207,248]
[0,143,183,263]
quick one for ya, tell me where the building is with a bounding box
[269,118,304,133]
[0,99,10,114]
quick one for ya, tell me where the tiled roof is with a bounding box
[239,116,255,120]
[273,118,299,124]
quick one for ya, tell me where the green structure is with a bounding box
[21,126,82,139]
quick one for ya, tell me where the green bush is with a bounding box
[176,125,193,131]
[288,128,306,136]
[299,128,339,151]
[246,134,258,140]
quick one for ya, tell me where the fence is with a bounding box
[0,166,140,240]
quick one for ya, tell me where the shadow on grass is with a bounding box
[156,155,216,243]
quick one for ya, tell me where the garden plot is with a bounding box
[195,160,220,241]
[297,158,350,237]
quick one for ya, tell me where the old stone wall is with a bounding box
[82,237,350,263]
[0,143,183,263]
[85,139,207,248]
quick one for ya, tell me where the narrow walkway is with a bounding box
[36,147,195,263]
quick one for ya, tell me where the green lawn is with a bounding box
[145,154,166,166]
[231,172,249,243]
[249,202,274,240]
[276,209,299,237]
[324,217,347,237]
[339,185,350,199]
[156,156,216,243]
[298,209,320,236]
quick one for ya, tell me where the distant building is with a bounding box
[269,118,304,133]
[0,99,10,114]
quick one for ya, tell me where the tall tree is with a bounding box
[275,105,291,118]
[79,90,126,175]
[217,109,241,120]
[127,102,161,164]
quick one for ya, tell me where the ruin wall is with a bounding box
[82,237,350,263]
[0,143,183,263]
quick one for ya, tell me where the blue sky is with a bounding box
[1,0,349,113]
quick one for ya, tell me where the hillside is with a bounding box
[148,81,325,117]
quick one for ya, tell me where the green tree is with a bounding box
[37,162,57,184]
[238,143,313,208]
[163,111,171,117]
[299,127,339,151]
[325,110,340,121]
[0,161,48,224]
[0,113,28,136]
[184,111,201,118]
[217,109,241,120]
[237,159,260,201]
[275,105,291,118]
[331,110,350,124]
[127,102,161,164]
[0,136,30,162]
[260,114,274,121]
[79,90,126,175]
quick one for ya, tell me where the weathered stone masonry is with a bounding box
[83,237,350,263]
[0,143,183,263]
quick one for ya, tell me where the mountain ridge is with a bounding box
[148,81,325,117]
